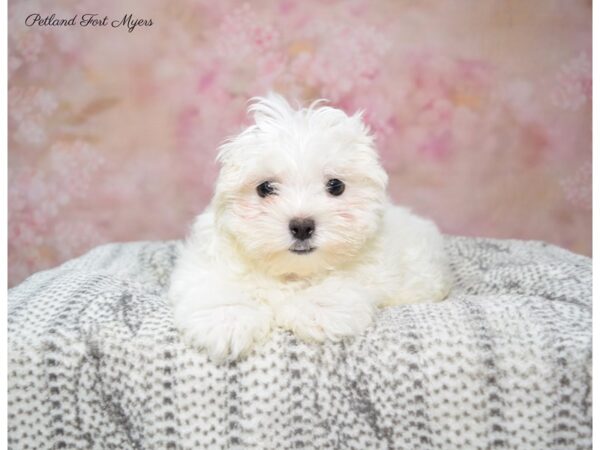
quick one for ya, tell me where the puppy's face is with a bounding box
[213,94,388,277]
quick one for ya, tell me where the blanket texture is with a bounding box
[8,237,592,449]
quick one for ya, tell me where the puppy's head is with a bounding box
[213,93,388,277]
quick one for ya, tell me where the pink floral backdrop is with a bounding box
[8,0,592,286]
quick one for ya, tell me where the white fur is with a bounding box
[169,93,452,362]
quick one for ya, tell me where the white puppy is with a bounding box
[169,93,451,362]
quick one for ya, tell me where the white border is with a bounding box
[592,0,598,447]
[1,0,9,447]
[1,1,595,449]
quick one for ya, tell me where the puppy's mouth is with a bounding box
[289,242,316,255]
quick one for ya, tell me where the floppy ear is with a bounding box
[211,132,248,220]
[349,110,389,191]
[215,137,236,169]
[214,135,245,183]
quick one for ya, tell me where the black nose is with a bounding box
[289,218,315,241]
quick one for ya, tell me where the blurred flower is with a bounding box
[9,87,60,147]
[551,51,592,110]
[288,22,390,101]
[560,162,592,210]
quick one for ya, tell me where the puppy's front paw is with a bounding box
[275,288,376,343]
[174,302,273,362]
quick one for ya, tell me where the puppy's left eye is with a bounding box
[326,178,345,196]
[256,181,276,198]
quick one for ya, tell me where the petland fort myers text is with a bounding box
[25,13,153,33]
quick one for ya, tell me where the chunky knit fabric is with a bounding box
[8,237,592,449]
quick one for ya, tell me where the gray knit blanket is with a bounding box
[8,236,592,449]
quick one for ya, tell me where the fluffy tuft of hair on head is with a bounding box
[247,92,299,125]
[217,92,376,165]
[248,92,367,135]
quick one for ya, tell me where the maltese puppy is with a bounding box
[169,93,451,362]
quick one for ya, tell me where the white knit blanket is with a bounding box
[8,236,592,449]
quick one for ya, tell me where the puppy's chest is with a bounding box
[246,274,318,305]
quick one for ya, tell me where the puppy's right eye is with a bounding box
[256,181,276,198]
